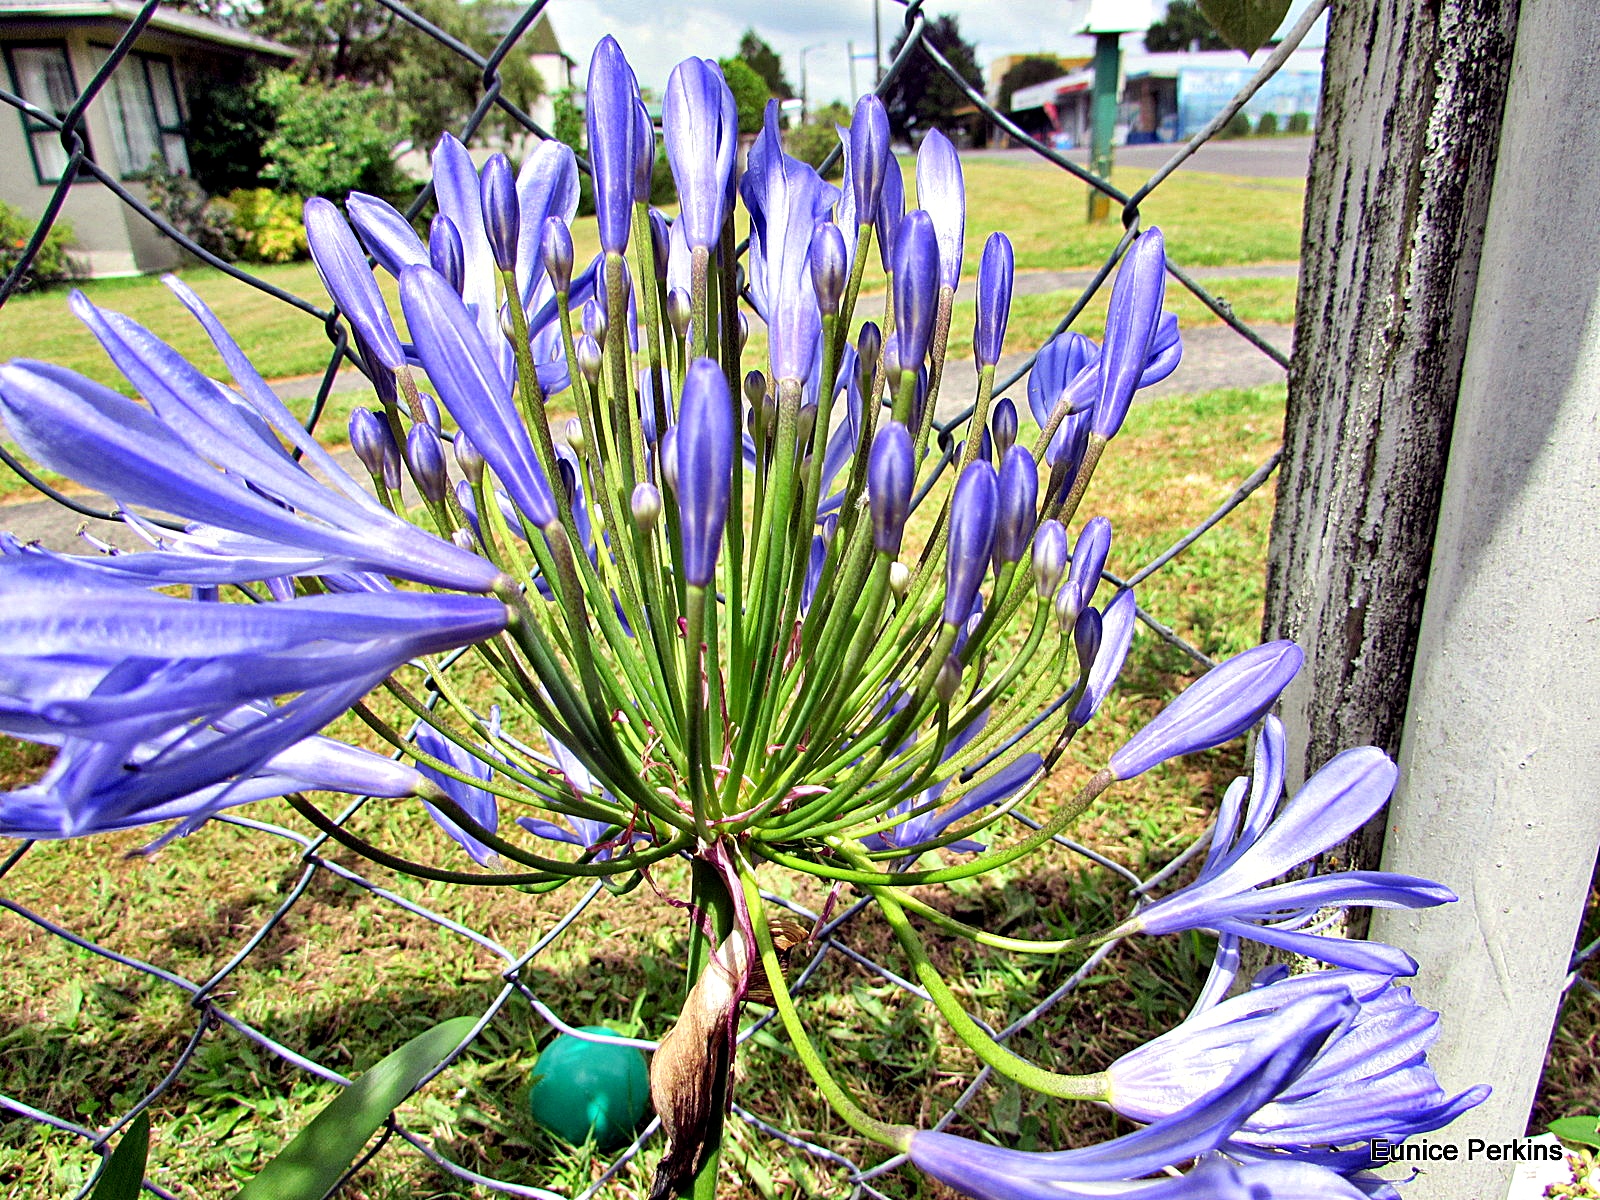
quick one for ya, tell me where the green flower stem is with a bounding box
[782,543,888,752]
[889,362,920,427]
[788,706,955,842]
[831,223,875,365]
[762,767,1116,888]
[683,584,718,836]
[835,286,893,552]
[1042,433,1108,533]
[499,267,563,495]
[603,252,647,490]
[910,287,956,462]
[286,794,564,887]
[955,363,998,475]
[850,865,1094,958]
[839,852,1110,1100]
[736,857,911,1150]
[715,224,746,675]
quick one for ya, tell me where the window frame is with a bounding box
[3,40,90,186]
[86,42,189,179]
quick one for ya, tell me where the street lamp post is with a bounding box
[799,42,826,122]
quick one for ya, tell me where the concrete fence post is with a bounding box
[1368,1,1600,1196]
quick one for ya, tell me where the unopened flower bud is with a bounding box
[576,334,603,385]
[883,341,903,394]
[893,209,939,373]
[935,656,963,705]
[649,209,670,281]
[856,321,882,390]
[1031,519,1067,598]
[743,370,766,409]
[992,397,1018,460]
[418,391,442,432]
[480,152,519,272]
[583,300,608,348]
[994,445,1038,566]
[349,408,390,478]
[454,430,484,485]
[542,216,574,293]
[1055,577,1081,633]
[736,312,749,354]
[499,303,516,342]
[1073,606,1102,679]
[975,231,1014,368]
[661,425,679,492]
[676,359,732,587]
[797,402,817,449]
[889,560,912,597]
[429,213,465,295]
[1067,516,1113,613]
[564,417,586,454]
[944,460,998,625]
[810,221,848,316]
[868,422,914,556]
[406,421,448,504]
[666,287,692,339]
[631,481,662,532]
[451,527,478,553]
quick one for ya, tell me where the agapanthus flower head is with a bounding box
[1109,641,1303,780]
[416,728,501,868]
[1070,587,1137,727]
[664,56,738,249]
[586,35,640,255]
[675,358,733,587]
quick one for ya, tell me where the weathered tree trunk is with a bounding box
[1263,0,1520,841]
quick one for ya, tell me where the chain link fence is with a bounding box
[7,0,1586,1196]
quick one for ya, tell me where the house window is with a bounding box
[87,45,189,178]
[5,43,83,185]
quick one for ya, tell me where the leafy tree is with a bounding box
[883,14,984,143]
[718,57,770,135]
[183,70,275,194]
[997,55,1065,113]
[1143,0,1229,52]
[248,0,542,146]
[256,70,406,199]
[737,29,792,98]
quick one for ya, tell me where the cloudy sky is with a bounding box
[544,0,1324,112]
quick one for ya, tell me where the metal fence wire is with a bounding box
[5,0,1586,1196]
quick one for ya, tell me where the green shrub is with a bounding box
[718,57,770,135]
[1222,111,1253,139]
[1287,111,1311,134]
[225,188,310,263]
[184,74,274,195]
[256,70,407,200]
[0,199,80,290]
[1256,112,1279,136]
[785,121,845,179]
[145,164,245,262]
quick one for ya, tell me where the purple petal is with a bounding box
[304,197,404,370]
[1110,641,1303,780]
[1093,227,1167,439]
[867,421,914,555]
[1070,587,1136,725]
[675,358,733,587]
[346,192,429,279]
[892,209,940,373]
[975,232,1014,367]
[586,36,640,255]
[399,264,558,529]
[944,460,998,625]
[849,95,890,230]
[663,57,737,249]
[915,129,965,288]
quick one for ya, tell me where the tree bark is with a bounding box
[1263,0,1521,889]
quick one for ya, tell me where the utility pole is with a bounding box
[849,39,857,100]
[799,43,825,123]
[873,0,882,87]
[1086,32,1120,222]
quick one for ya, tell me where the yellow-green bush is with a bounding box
[224,188,309,264]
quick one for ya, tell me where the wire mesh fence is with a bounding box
[8,0,1587,1196]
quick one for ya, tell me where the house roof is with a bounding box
[482,10,572,63]
[0,0,297,58]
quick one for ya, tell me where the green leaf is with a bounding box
[89,1112,150,1200]
[232,1016,476,1200]
[1196,0,1293,55]
[1551,1114,1600,1149]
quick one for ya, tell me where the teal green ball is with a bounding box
[526,1026,650,1150]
